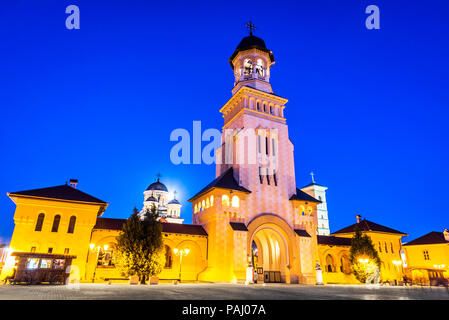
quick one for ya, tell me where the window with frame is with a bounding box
[423,250,430,260]
[51,215,61,232]
[67,216,76,234]
[26,258,39,270]
[35,213,45,231]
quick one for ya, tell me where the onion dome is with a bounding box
[145,195,158,202]
[145,178,168,192]
[168,198,181,205]
[229,34,275,69]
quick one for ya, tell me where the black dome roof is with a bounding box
[168,198,181,205]
[145,196,158,202]
[236,35,268,51]
[229,34,275,68]
[145,180,168,192]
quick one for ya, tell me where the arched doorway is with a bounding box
[251,226,289,283]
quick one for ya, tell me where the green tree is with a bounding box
[115,206,165,284]
[349,226,382,283]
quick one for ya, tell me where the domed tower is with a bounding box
[166,192,184,224]
[142,176,169,216]
[229,22,275,95]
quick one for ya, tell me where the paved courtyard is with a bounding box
[0,283,448,300]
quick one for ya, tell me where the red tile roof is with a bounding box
[229,222,248,231]
[188,167,251,201]
[294,229,311,237]
[403,231,449,246]
[317,235,352,246]
[332,219,407,236]
[9,185,107,204]
[289,189,321,203]
[94,218,208,236]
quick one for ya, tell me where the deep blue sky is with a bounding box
[0,0,448,243]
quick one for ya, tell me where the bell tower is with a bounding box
[229,21,275,95]
[190,24,319,284]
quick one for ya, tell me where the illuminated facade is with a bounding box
[1,32,447,286]
[402,230,449,285]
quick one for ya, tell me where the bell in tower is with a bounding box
[229,22,275,95]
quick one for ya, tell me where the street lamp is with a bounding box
[392,260,402,271]
[358,258,369,267]
[174,248,190,283]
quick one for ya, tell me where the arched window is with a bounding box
[51,215,61,232]
[256,59,264,77]
[378,241,382,253]
[67,216,76,234]
[231,195,239,208]
[194,204,198,213]
[390,242,394,253]
[256,102,260,111]
[270,106,273,114]
[202,200,206,210]
[222,195,230,206]
[300,205,305,216]
[243,59,253,75]
[206,198,210,209]
[385,242,388,253]
[210,195,214,207]
[35,213,45,232]
[326,254,335,272]
[164,245,173,269]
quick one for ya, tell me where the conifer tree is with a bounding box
[349,225,382,283]
[115,206,165,284]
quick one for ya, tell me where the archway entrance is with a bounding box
[251,226,289,283]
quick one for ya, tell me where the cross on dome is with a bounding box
[245,21,256,36]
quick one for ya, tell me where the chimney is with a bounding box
[356,215,362,224]
[69,179,78,189]
[444,229,449,241]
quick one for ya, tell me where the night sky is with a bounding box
[0,0,448,243]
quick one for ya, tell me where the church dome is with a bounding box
[229,34,275,68]
[168,198,181,205]
[145,195,158,202]
[145,179,168,192]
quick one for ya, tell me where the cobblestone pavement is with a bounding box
[0,283,448,300]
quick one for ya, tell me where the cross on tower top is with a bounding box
[173,190,177,199]
[245,21,256,36]
[310,171,315,183]
[156,173,162,182]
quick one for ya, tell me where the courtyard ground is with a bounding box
[0,283,448,300]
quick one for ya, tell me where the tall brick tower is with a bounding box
[189,25,321,284]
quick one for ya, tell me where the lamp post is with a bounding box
[358,258,369,268]
[174,248,189,283]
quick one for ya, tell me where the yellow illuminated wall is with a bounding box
[0,194,106,281]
